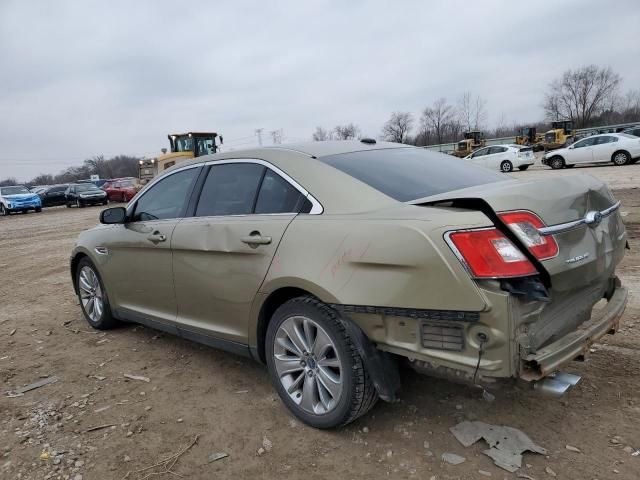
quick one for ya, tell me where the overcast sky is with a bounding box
[1,0,639,181]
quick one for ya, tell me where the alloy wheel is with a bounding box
[613,152,628,166]
[78,266,104,323]
[273,315,343,415]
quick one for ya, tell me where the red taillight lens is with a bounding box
[447,229,537,278]
[498,211,558,260]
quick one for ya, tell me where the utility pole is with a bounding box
[270,129,283,145]
[255,128,264,146]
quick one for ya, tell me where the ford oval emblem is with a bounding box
[584,210,603,227]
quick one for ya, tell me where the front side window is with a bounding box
[573,137,595,149]
[471,148,489,158]
[132,167,199,221]
[195,163,265,217]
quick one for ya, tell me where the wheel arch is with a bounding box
[611,149,630,163]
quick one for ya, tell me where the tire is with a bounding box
[76,199,85,208]
[518,165,529,171]
[500,160,513,173]
[265,296,378,429]
[75,257,118,330]
[549,156,565,170]
[35,207,42,212]
[66,202,72,208]
[102,200,108,205]
[0,204,8,216]
[612,151,630,166]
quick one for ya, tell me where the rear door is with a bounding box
[171,161,310,345]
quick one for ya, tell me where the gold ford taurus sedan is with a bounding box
[71,140,628,428]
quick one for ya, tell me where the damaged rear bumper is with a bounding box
[520,283,628,380]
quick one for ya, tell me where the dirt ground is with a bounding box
[1,163,639,480]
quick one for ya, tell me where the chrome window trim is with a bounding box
[537,200,621,236]
[203,158,323,214]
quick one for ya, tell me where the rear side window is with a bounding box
[196,163,265,216]
[319,148,505,202]
[255,170,308,214]
[132,167,199,221]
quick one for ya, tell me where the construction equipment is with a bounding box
[452,131,485,157]
[138,132,222,181]
[515,127,544,151]
[542,121,574,151]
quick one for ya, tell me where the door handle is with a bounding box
[241,231,272,247]
[147,232,167,244]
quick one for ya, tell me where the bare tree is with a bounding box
[543,65,622,128]
[381,111,414,143]
[457,92,487,131]
[333,123,360,140]
[0,177,19,187]
[421,98,456,145]
[312,126,331,141]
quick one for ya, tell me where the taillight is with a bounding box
[498,211,559,260]
[446,228,537,278]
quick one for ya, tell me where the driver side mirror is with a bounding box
[100,207,127,224]
[568,145,574,149]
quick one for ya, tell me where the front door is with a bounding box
[568,137,595,164]
[172,162,309,344]
[98,166,201,326]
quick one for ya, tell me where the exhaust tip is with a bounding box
[534,372,582,397]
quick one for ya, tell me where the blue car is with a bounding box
[0,185,42,215]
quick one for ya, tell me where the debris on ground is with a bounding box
[262,436,273,452]
[565,444,581,453]
[122,434,199,479]
[9,328,17,336]
[123,374,150,383]
[7,376,58,397]
[84,424,116,433]
[441,452,466,465]
[207,452,229,463]
[545,466,557,477]
[450,421,546,473]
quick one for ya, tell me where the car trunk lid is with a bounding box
[412,175,627,294]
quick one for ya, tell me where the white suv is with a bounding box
[542,133,640,169]
[463,144,534,172]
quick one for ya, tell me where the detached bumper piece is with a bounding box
[521,283,628,380]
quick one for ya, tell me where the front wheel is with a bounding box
[549,156,565,170]
[35,207,42,212]
[76,258,118,330]
[0,205,8,216]
[500,160,513,173]
[265,297,378,429]
[612,151,630,166]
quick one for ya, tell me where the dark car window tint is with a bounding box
[133,168,199,221]
[255,169,306,214]
[472,148,489,158]
[319,148,506,202]
[574,137,595,148]
[196,163,265,216]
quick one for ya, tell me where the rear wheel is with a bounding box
[76,258,118,330]
[612,151,630,166]
[500,160,513,173]
[266,296,377,429]
[549,156,565,170]
[518,165,529,171]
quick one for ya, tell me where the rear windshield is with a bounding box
[318,147,506,201]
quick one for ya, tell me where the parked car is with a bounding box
[38,184,70,207]
[0,185,42,215]
[65,183,108,208]
[623,126,640,138]
[463,144,534,172]
[70,140,627,428]
[102,178,139,202]
[542,133,640,169]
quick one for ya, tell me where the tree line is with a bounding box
[0,155,140,187]
[313,65,640,146]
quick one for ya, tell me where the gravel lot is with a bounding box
[1,163,639,480]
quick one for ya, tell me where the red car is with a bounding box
[102,178,139,203]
